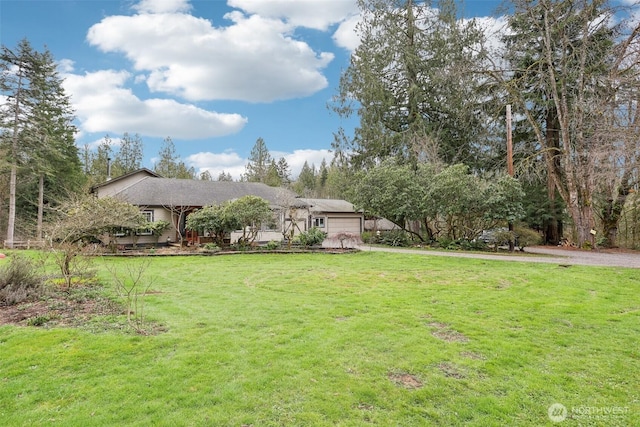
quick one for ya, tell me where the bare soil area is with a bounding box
[0,285,121,328]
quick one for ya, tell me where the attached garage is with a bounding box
[298,198,364,237]
[327,216,362,236]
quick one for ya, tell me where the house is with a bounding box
[91,169,363,246]
[298,198,363,238]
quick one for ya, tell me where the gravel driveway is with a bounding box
[358,245,640,269]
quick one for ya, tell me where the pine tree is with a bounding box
[112,132,143,176]
[199,170,213,181]
[1,39,82,244]
[332,0,489,168]
[154,137,195,179]
[244,137,272,183]
[217,171,234,182]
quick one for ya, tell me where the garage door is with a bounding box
[327,217,362,236]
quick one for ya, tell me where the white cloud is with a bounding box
[57,58,75,73]
[186,148,333,180]
[273,148,333,178]
[472,15,509,56]
[333,13,360,51]
[187,150,247,180]
[86,4,335,102]
[62,69,247,139]
[134,0,191,14]
[228,0,359,30]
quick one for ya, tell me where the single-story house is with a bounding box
[91,169,363,246]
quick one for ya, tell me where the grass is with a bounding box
[1,251,638,426]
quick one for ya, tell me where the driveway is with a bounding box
[358,245,640,269]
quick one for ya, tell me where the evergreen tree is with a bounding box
[217,171,234,182]
[294,161,317,196]
[112,132,143,176]
[85,135,115,185]
[1,39,82,244]
[244,137,272,183]
[264,160,282,187]
[276,157,291,185]
[154,137,196,179]
[332,0,490,169]
[199,170,213,181]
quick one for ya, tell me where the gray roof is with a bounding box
[297,198,359,213]
[112,176,299,208]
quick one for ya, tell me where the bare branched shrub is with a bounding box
[324,231,362,249]
[105,258,153,333]
[50,243,99,291]
[0,255,44,306]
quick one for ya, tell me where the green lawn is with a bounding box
[1,252,638,426]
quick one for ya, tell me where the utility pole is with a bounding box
[506,104,515,252]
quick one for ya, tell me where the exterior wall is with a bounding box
[94,171,152,198]
[106,206,175,247]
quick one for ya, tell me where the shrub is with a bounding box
[295,227,327,247]
[324,232,363,249]
[361,231,376,244]
[202,243,220,252]
[265,240,280,250]
[378,230,411,247]
[0,255,44,306]
[515,226,542,250]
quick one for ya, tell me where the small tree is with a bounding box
[229,195,273,244]
[105,257,153,333]
[186,202,239,247]
[46,196,146,289]
[295,227,327,247]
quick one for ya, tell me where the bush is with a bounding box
[361,231,376,244]
[264,240,280,250]
[295,227,327,247]
[202,243,220,252]
[378,230,411,247]
[0,255,44,306]
[515,226,542,250]
[324,232,363,249]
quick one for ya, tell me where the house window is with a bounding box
[137,210,154,235]
[313,217,325,228]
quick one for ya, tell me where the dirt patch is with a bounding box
[428,322,469,343]
[460,351,486,360]
[437,362,466,379]
[0,286,121,328]
[388,372,423,389]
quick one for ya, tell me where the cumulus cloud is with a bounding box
[86,3,335,102]
[187,150,247,180]
[273,148,333,178]
[229,0,358,30]
[134,0,191,14]
[62,69,247,139]
[186,148,334,180]
[333,13,361,51]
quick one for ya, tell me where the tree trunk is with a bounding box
[566,191,595,247]
[545,109,562,245]
[6,164,16,248]
[37,174,44,240]
[600,183,632,248]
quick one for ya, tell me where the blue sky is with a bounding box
[1,0,502,179]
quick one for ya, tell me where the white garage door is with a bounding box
[327,217,361,236]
